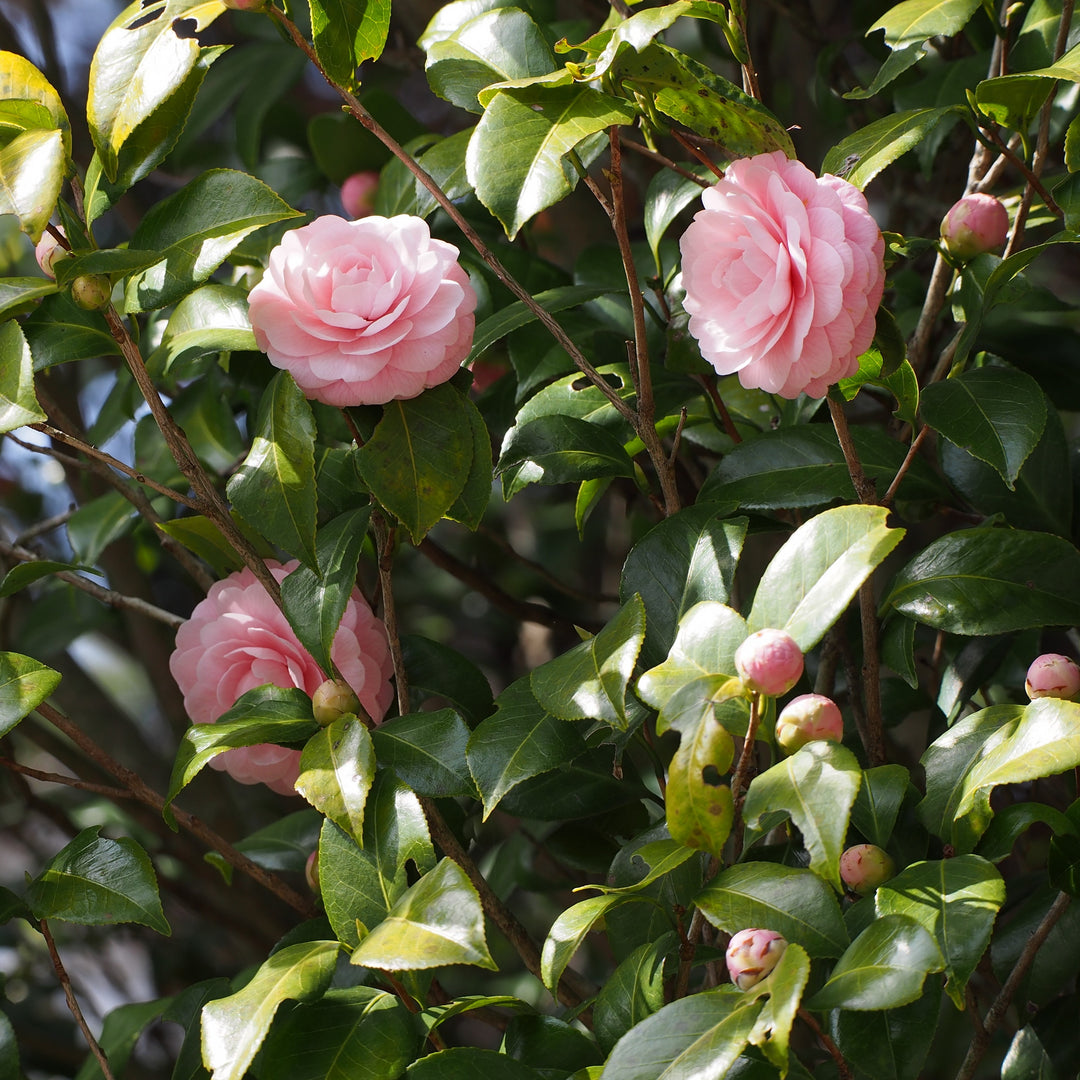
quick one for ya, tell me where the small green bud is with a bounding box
[312,678,361,725]
[70,273,112,311]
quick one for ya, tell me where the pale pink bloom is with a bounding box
[735,628,804,697]
[1025,653,1080,701]
[169,560,394,794]
[776,693,843,753]
[726,928,787,990]
[679,151,885,399]
[940,193,1009,261]
[248,214,477,406]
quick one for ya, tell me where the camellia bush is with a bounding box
[3,0,1080,1077]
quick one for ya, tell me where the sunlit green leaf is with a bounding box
[0,651,61,738]
[296,717,376,843]
[0,320,44,433]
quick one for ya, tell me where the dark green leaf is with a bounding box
[696,862,849,958]
[0,277,57,323]
[371,709,476,798]
[851,765,910,848]
[594,935,675,1054]
[75,998,172,1080]
[309,0,391,89]
[23,289,117,369]
[540,893,641,995]
[447,392,493,529]
[355,383,474,542]
[644,166,710,276]
[0,1009,18,1080]
[885,527,1080,634]
[868,0,982,46]
[123,168,300,311]
[227,371,318,567]
[27,827,170,934]
[0,560,100,598]
[401,634,494,723]
[408,1049,544,1080]
[806,914,944,1011]
[1001,1026,1057,1080]
[351,858,496,970]
[0,651,61,738]
[978,802,1077,864]
[67,490,140,565]
[201,940,340,1080]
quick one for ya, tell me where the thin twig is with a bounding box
[908,255,955,378]
[0,757,133,799]
[955,892,1072,1080]
[799,1007,853,1080]
[827,397,876,504]
[858,581,886,766]
[698,375,743,443]
[373,512,409,716]
[0,538,185,628]
[618,136,710,186]
[882,426,930,507]
[14,507,77,544]
[40,919,117,1080]
[35,701,318,918]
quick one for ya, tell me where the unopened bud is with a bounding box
[1025,653,1080,701]
[222,0,268,11]
[734,629,804,697]
[776,693,843,753]
[70,273,111,311]
[312,678,361,725]
[340,171,379,219]
[940,194,1009,261]
[726,928,787,990]
[305,850,319,895]
[35,228,68,279]
[840,843,895,896]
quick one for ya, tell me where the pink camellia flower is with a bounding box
[248,214,477,407]
[169,560,394,794]
[1025,653,1080,701]
[726,928,787,990]
[735,628,804,697]
[940,193,1009,261]
[679,150,885,399]
[340,171,380,219]
[775,693,843,753]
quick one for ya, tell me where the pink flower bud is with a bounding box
[70,273,111,311]
[726,928,787,990]
[1025,653,1080,701]
[305,850,320,895]
[312,678,362,725]
[734,629,804,697]
[775,693,843,753]
[840,843,896,896]
[222,0,268,11]
[940,194,1009,261]
[35,227,67,278]
[340,171,379,219]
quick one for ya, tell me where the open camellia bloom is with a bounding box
[248,214,477,406]
[169,561,394,794]
[679,150,885,399]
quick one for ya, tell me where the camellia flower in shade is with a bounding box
[169,560,394,794]
[679,150,885,399]
[248,214,477,406]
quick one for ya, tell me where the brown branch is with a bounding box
[882,426,930,508]
[0,537,185,628]
[698,374,743,444]
[1,757,133,799]
[40,919,117,1080]
[35,701,318,918]
[14,507,77,544]
[827,396,876,504]
[799,1007,853,1080]
[731,694,761,863]
[858,580,886,766]
[373,512,409,716]
[618,136,710,186]
[955,892,1072,1080]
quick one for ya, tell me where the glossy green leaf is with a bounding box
[745,942,811,1074]
[748,504,904,652]
[84,45,227,226]
[0,560,101,598]
[531,595,645,730]
[426,7,555,112]
[978,802,1077,864]
[743,742,863,892]
[594,935,675,1054]
[401,634,494,724]
[1002,1026,1057,1080]
[75,998,173,1080]
[875,855,1004,1008]
[66,490,140,564]
[0,127,65,241]
[0,1010,17,1080]
[593,840,700,897]
[259,986,419,1080]
[227,371,318,567]
[621,508,747,669]
[155,515,260,577]
[505,1015,602,1077]
[23,290,117,369]
[27,827,170,935]
[884,527,1080,634]
[868,0,982,46]
[498,414,637,498]
[0,320,43,433]
[296,717,376,844]
[467,677,587,820]
[917,704,1021,851]
[807,914,944,1011]
[696,862,849,958]
[665,707,735,857]
[88,0,227,180]
[310,0,390,88]
[0,50,69,144]
[123,168,299,311]
[0,651,61,738]
[644,166,710,275]
[541,893,645,996]
[839,352,920,426]
[598,987,764,1080]
[372,709,476,798]
[845,40,928,100]
[921,366,1046,488]
[828,976,943,1080]
[165,686,316,811]
[355,383,474,543]
[147,284,255,376]
[408,1048,545,1080]
[447,392,492,529]
[976,42,1080,131]
[699,424,940,510]
[851,765,910,848]
[821,107,962,189]
[281,508,371,677]
[201,940,340,1080]
[209,810,320,876]
[0,277,57,323]
[466,83,636,237]
[351,858,496,971]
